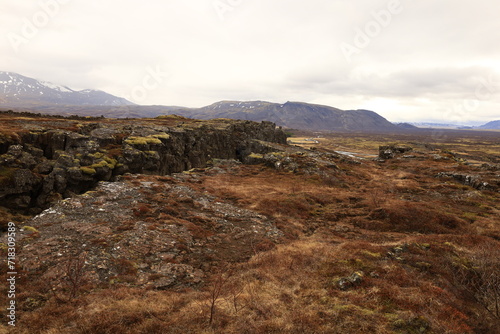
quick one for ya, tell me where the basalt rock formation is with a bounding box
[19,170,285,290]
[0,111,287,211]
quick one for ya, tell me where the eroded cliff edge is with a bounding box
[0,111,287,211]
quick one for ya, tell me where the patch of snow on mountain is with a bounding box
[41,81,73,93]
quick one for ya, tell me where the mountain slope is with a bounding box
[478,120,500,130]
[0,71,134,107]
[1,72,400,132]
[173,100,400,132]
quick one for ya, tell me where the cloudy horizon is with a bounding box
[2,0,499,124]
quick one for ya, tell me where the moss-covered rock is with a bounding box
[80,166,97,175]
[124,136,162,146]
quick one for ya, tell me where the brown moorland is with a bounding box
[0,118,499,333]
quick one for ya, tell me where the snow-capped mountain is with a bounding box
[0,71,134,107]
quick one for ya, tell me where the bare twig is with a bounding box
[65,252,88,299]
[206,265,233,326]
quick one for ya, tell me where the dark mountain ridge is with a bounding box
[170,100,402,132]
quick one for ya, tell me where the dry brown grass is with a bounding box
[363,200,469,234]
[200,166,359,237]
[2,129,499,333]
[6,236,489,333]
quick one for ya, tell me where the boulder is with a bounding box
[337,271,364,290]
[379,145,413,159]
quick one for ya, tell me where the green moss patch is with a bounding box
[80,166,97,175]
[124,136,163,145]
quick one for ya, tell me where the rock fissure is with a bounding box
[0,116,287,211]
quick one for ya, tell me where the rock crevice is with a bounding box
[0,118,286,210]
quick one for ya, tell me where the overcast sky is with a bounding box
[2,0,499,123]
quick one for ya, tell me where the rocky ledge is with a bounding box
[0,111,287,211]
[16,164,284,290]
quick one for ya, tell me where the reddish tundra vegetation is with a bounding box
[0,114,499,333]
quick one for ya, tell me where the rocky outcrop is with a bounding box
[0,116,287,211]
[378,145,413,160]
[436,172,493,190]
[17,169,284,289]
[336,271,364,290]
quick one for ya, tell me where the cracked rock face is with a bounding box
[0,114,287,210]
[17,167,283,290]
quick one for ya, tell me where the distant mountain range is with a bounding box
[168,101,402,132]
[409,122,500,130]
[0,71,497,132]
[478,120,500,130]
[0,71,134,107]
